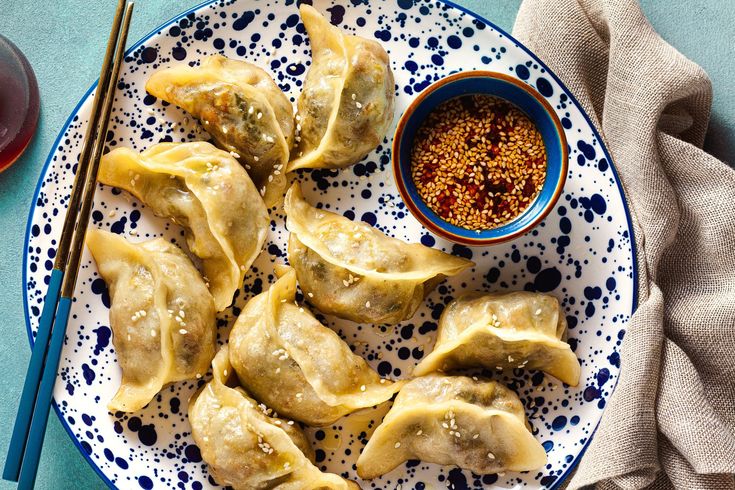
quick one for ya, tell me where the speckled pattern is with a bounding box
[23,0,636,489]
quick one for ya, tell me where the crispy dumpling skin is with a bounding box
[86,229,216,412]
[289,4,395,171]
[413,291,581,386]
[189,347,359,490]
[284,183,473,324]
[98,141,268,311]
[356,374,546,479]
[146,55,293,205]
[229,266,403,426]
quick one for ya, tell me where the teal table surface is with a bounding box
[0,1,732,488]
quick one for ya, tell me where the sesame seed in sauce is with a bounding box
[410,94,547,230]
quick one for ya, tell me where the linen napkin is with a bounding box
[512,0,735,488]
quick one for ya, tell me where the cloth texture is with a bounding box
[513,0,735,488]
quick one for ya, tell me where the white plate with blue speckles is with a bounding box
[23,0,637,488]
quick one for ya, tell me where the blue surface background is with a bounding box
[0,1,732,488]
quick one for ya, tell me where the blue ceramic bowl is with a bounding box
[393,70,568,246]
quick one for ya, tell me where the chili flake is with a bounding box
[410,94,547,231]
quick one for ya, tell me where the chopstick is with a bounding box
[2,1,126,480]
[3,2,134,488]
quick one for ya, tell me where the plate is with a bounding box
[23,0,637,488]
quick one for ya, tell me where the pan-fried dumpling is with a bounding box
[189,347,359,489]
[356,374,546,479]
[229,266,404,426]
[284,183,473,324]
[146,55,293,205]
[86,229,216,412]
[288,4,395,171]
[98,142,268,311]
[413,291,580,386]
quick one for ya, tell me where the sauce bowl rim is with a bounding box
[392,69,569,246]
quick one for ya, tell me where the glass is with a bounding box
[0,34,39,172]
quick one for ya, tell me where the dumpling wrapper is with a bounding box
[356,374,546,479]
[229,266,404,426]
[289,4,395,171]
[413,291,581,386]
[98,141,268,311]
[86,229,216,412]
[284,183,474,324]
[189,347,359,489]
[146,55,293,206]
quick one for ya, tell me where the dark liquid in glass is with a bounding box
[0,35,39,172]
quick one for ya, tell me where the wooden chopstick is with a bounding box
[3,2,134,488]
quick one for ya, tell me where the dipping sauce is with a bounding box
[410,94,547,231]
[0,35,39,172]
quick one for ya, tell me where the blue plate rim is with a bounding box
[20,0,640,488]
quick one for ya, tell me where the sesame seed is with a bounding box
[179,329,188,335]
[410,94,547,230]
[394,442,401,449]
[487,452,495,460]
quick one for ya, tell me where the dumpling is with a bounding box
[356,374,546,479]
[229,266,404,426]
[284,183,474,324]
[146,55,293,205]
[189,347,359,489]
[86,229,216,412]
[98,141,268,311]
[289,4,395,171]
[413,291,580,386]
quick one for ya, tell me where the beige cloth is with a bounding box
[512,1,735,489]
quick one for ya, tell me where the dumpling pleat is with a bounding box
[228,267,404,426]
[146,55,292,206]
[86,229,216,412]
[356,375,547,479]
[413,292,581,386]
[189,347,359,489]
[98,142,268,311]
[289,4,395,171]
[284,182,473,324]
